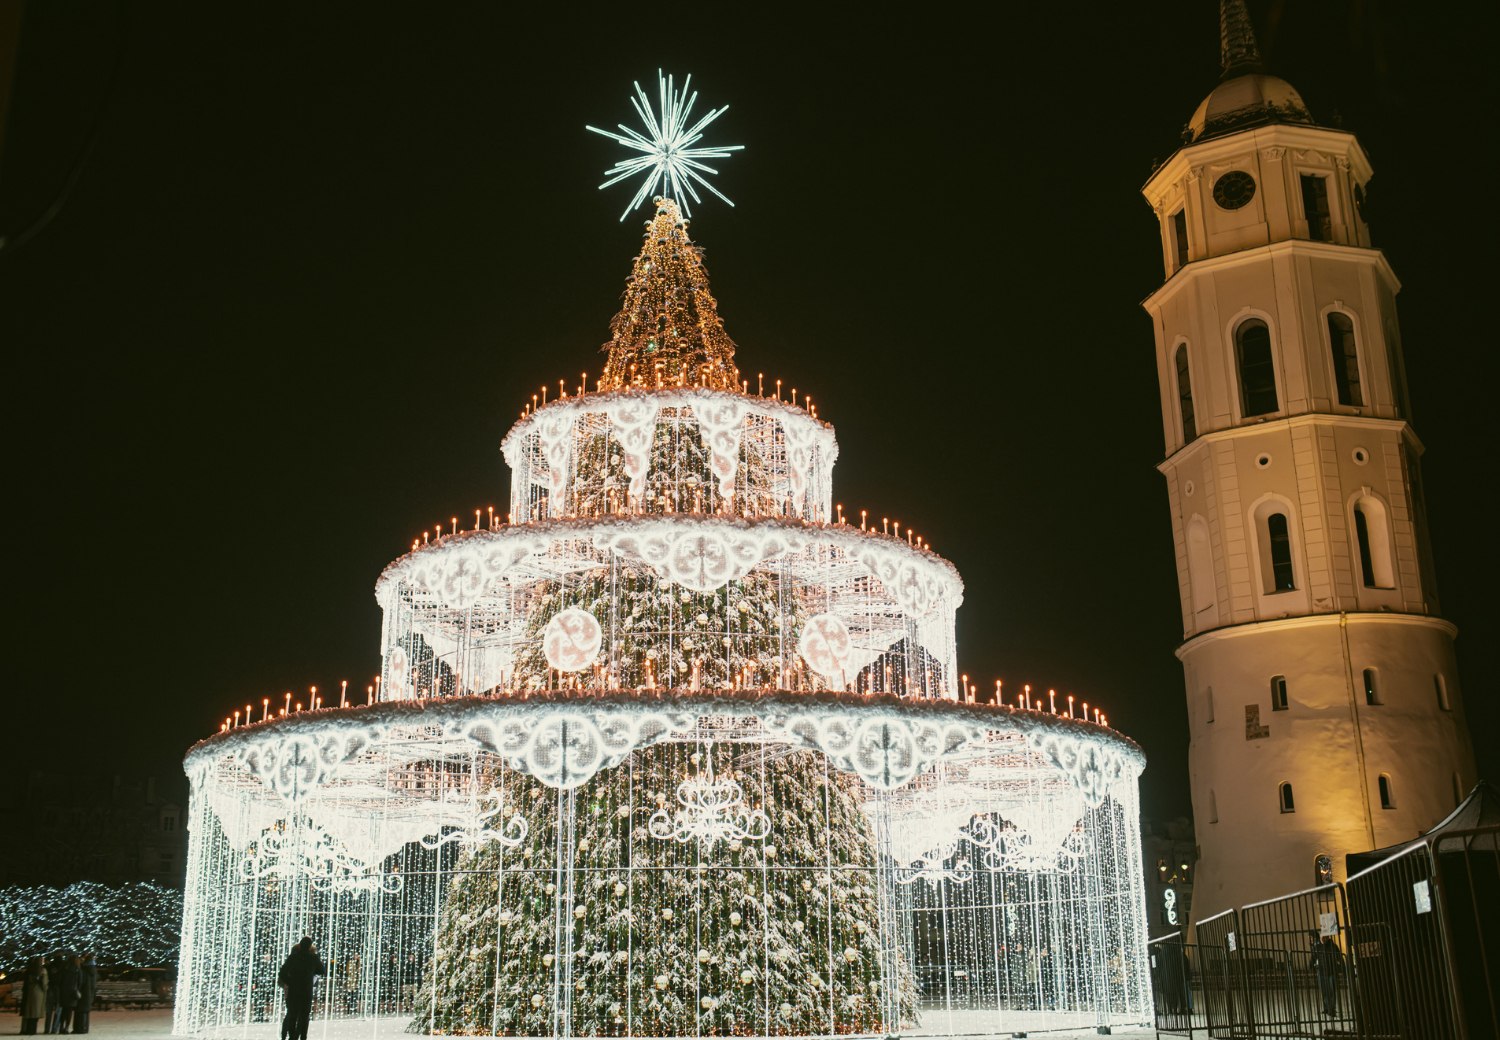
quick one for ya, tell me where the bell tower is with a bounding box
[1141,0,1476,916]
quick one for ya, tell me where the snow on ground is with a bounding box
[45,1010,1154,1039]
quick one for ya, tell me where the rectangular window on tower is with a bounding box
[1172,209,1189,268]
[1301,174,1333,241]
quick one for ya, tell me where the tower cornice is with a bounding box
[1156,412,1424,473]
[1174,611,1458,660]
[1142,238,1401,313]
[1144,124,1374,208]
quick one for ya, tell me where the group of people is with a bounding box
[18,953,97,1036]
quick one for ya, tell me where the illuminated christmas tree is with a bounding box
[598,202,741,393]
[409,191,917,1034]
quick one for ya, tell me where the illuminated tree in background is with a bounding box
[410,201,914,1035]
[598,202,740,393]
[0,882,182,966]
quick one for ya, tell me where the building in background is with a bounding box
[1141,816,1197,936]
[0,770,188,888]
[1140,0,1476,918]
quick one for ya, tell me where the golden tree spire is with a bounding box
[598,198,740,392]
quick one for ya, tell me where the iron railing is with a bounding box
[1156,825,1499,1040]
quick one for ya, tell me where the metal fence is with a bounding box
[1151,825,1498,1038]
[1345,826,1498,1040]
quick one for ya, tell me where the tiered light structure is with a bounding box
[176,78,1150,1039]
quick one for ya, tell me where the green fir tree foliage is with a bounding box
[411,744,915,1036]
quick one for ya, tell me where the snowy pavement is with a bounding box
[37,1010,1155,1039]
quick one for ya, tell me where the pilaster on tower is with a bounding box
[1140,1,1475,919]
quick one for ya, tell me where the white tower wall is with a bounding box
[1142,67,1475,917]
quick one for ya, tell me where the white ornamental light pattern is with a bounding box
[647,742,771,847]
[542,607,603,672]
[499,388,839,524]
[419,788,529,851]
[798,612,853,681]
[895,840,973,887]
[587,70,744,221]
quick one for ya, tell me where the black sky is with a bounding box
[1,1,1494,824]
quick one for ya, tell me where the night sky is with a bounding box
[2,1,1494,826]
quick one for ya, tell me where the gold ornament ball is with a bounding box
[729,911,742,926]
[654,974,669,990]
[530,994,544,1009]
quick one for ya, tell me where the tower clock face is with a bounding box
[1212,171,1257,210]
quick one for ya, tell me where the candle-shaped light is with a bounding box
[340,680,348,708]
[1067,694,1075,718]
[1049,688,1057,714]
[284,691,292,715]
[262,697,270,722]
[1024,683,1032,711]
[233,710,240,728]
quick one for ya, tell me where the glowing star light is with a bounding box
[587,71,743,221]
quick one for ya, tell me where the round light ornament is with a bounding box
[542,608,603,672]
[1212,170,1256,210]
[798,613,852,679]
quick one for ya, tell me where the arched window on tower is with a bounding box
[1175,344,1197,442]
[1353,495,1395,589]
[1328,313,1363,406]
[1235,319,1279,417]
[1363,668,1381,706]
[1253,506,1297,594]
[1172,209,1189,269]
[1378,774,1395,810]
[1279,782,1296,813]
[1187,515,1215,615]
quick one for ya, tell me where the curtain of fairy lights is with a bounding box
[179,381,1150,1037]
[177,706,1150,1037]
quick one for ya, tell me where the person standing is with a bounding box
[1311,931,1340,1016]
[43,954,64,1034]
[54,954,80,1034]
[20,958,48,1035]
[277,937,328,1040]
[72,954,98,1035]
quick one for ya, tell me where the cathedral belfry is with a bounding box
[1141,0,1476,916]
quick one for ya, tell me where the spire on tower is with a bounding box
[1219,0,1265,79]
[597,198,740,393]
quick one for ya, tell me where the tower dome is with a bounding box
[1186,0,1314,142]
[1186,73,1312,142]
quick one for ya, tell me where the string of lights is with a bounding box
[0,882,182,967]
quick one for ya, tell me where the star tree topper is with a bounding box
[587,71,743,221]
